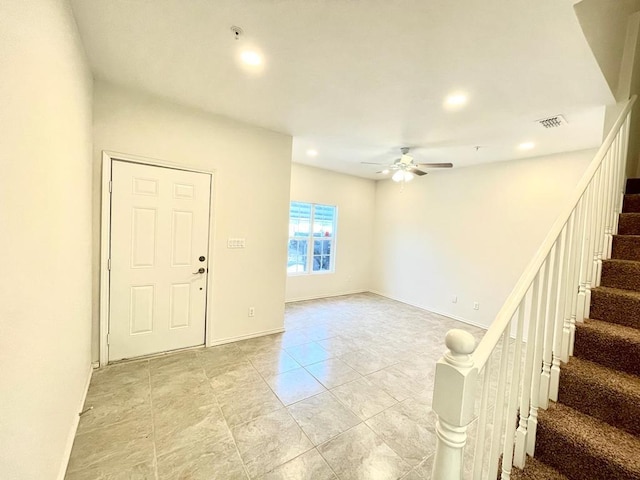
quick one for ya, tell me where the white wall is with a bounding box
[0,1,93,478]
[372,149,595,329]
[286,164,376,301]
[93,81,292,356]
[574,0,640,97]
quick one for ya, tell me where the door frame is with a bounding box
[99,151,216,367]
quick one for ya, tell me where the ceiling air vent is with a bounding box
[536,114,568,129]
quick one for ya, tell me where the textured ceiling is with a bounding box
[71,0,614,178]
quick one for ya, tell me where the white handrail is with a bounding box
[473,95,636,368]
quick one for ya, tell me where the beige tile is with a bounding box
[209,360,263,391]
[365,402,437,466]
[65,460,156,479]
[258,449,336,479]
[287,392,361,446]
[66,415,154,473]
[249,350,301,377]
[88,361,149,397]
[157,436,247,480]
[305,358,361,389]
[339,348,398,375]
[265,368,326,406]
[331,377,397,420]
[148,350,202,377]
[151,377,217,411]
[317,336,359,357]
[317,423,411,480]
[78,384,151,434]
[285,342,332,366]
[400,470,426,480]
[154,403,231,456]
[232,408,313,478]
[366,366,423,402]
[199,343,247,373]
[216,380,283,427]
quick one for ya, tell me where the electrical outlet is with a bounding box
[473,302,480,310]
[248,307,255,317]
[451,295,457,304]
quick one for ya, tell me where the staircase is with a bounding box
[512,179,640,480]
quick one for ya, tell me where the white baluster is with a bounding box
[551,220,571,401]
[431,329,478,480]
[567,199,584,360]
[472,361,492,480]
[501,303,527,480]
[488,329,511,479]
[514,274,540,468]
[528,258,550,456]
[541,237,562,408]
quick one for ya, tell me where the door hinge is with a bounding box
[108,258,111,270]
[109,180,112,193]
[106,334,110,345]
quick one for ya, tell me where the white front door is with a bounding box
[109,160,211,361]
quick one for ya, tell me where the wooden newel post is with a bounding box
[431,329,478,480]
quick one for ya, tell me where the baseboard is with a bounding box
[209,327,285,347]
[57,363,93,480]
[285,289,368,303]
[368,290,488,332]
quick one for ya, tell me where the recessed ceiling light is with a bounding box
[518,142,535,150]
[444,93,468,108]
[240,50,263,66]
[306,149,318,157]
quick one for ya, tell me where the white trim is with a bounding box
[209,327,285,347]
[368,290,488,332]
[99,150,216,366]
[285,289,368,303]
[57,364,93,480]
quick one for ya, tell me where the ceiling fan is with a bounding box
[362,147,453,182]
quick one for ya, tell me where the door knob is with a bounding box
[192,267,206,274]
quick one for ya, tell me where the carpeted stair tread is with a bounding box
[573,319,640,376]
[589,286,640,329]
[600,259,640,292]
[626,178,640,194]
[558,357,640,436]
[536,402,640,480]
[618,213,640,235]
[612,235,640,261]
[623,194,640,213]
[508,456,568,480]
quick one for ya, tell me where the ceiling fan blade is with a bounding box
[361,161,388,165]
[415,162,453,168]
[408,167,428,176]
[375,170,390,174]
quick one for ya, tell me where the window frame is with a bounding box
[287,201,337,276]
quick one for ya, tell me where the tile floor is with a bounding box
[65,293,486,479]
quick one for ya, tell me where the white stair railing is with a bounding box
[431,95,636,480]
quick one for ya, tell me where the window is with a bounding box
[288,201,336,274]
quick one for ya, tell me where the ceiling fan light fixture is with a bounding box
[392,170,404,182]
[392,170,414,182]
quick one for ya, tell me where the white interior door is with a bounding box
[109,160,211,361]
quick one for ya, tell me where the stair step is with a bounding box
[617,213,640,235]
[612,235,640,261]
[626,178,640,194]
[558,357,640,436]
[573,319,640,376]
[590,286,640,329]
[600,259,640,292]
[509,456,568,480]
[536,402,640,480]
[622,194,640,213]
